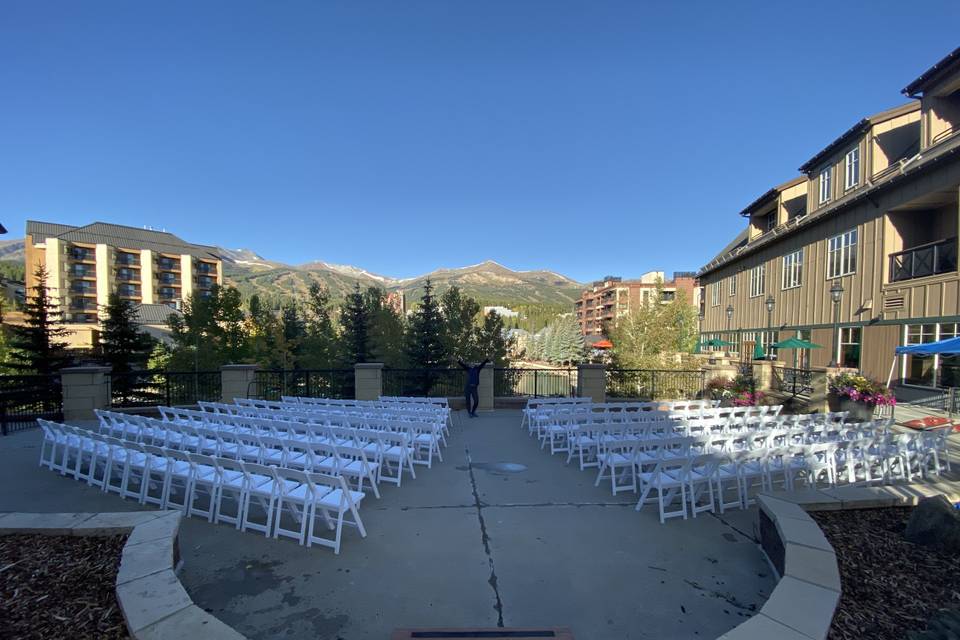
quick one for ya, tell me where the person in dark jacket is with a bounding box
[458,358,490,417]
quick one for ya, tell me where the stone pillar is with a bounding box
[702,363,739,383]
[808,368,830,413]
[354,363,384,401]
[220,364,258,402]
[577,364,606,403]
[61,366,112,423]
[477,365,494,411]
[753,361,775,391]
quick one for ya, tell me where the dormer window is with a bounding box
[765,211,776,231]
[844,147,859,189]
[818,167,832,204]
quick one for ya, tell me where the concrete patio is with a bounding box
[0,410,775,639]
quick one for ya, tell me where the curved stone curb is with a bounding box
[0,511,246,640]
[717,480,960,639]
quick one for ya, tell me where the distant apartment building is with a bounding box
[25,221,223,347]
[483,305,519,318]
[386,290,406,315]
[697,46,960,387]
[574,271,699,336]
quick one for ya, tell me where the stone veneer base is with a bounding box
[0,510,245,640]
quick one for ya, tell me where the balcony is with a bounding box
[157,259,181,272]
[115,253,140,267]
[66,313,98,324]
[197,262,217,275]
[158,288,178,301]
[889,237,957,283]
[69,265,95,278]
[68,248,94,262]
[116,268,140,282]
[196,276,215,289]
[118,285,141,298]
[69,283,96,296]
[157,274,181,286]
[69,300,97,312]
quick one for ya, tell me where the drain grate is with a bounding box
[392,629,573,639]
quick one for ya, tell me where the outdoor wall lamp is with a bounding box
[829,282,844,367]
[765,296,775,359]
[725,304,734,356]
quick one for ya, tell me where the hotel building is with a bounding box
[575,271,699,337]
[698,47,960,391]
[24,221,222,347]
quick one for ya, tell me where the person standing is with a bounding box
[458,357,490,417]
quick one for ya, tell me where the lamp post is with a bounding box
[765,295,775,360]
[725,305,734,357]
[829,282,844,367]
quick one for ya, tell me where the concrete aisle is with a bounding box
[0,412,775,640]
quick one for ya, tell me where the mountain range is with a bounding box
[0,239,585,306]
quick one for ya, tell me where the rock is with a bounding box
[905,496,960,552]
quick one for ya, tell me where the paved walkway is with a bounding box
[0,411,774,639]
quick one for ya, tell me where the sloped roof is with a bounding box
[26,220,220,260]
[903,46,960,97]
[798,101,919,173]
[739,176,807,217]
[135,303,182,326]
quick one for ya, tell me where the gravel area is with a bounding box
[0,534,129,639]
[811,507,960,640]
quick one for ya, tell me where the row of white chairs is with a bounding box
[38,420,367,553]
[190,403,445,468]
[522,398,723,429]
[96,410,391,495]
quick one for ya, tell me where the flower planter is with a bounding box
[828,392,874,421]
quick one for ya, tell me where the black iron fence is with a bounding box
[889,237,957,283]
[109,371,222,408]
[0,375,63,435]
[605,369,705,400]
[248,370,355,400]
[382,369,466,398]
[774,367,813,397]
[494,368,577,397]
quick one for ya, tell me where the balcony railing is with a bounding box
[889,237,957,283]
[115,254,140,266]
[196,277,215,289]
[118,287,141,298]
[197,263,217,275]
[70,266,94,278]
[157,260,180,272]
[158,275,181,285]
[116,269,140,282]
[69,284,96,295]
[69,249,94,261]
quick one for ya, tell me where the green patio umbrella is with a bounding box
[753,342,766,360]
[697,338,735,349]
[771,337,823,350]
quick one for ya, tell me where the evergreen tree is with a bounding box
[99,293,155,402]
[364,287,406,367]
[404,279,448,394]
[440,286,481,362]
[301,283,340,368]
[339,283,371,364]
[8,265,73,375]
[475,310,511,366]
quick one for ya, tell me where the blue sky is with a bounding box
[1,2,957,282]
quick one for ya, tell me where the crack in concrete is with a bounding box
[683,578,758,613]
[464,446,505,628]
[706,511,757,543]
[373,501,635,512]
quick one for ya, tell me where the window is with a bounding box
[819,167,832,204]
[844,147,859,189]
[728,274,737,296]
[749,264,766,298]
[782,249,803,289]
[903,323,960,387]
[827,229,858,278]
[765,211,776,231]
[838,327,861,368]
[711,282,720,306]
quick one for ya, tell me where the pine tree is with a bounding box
[8,265,73,375]
[440,286,480,361]
[339,284,371,364]
[167,285,250,370]
[301,282,340,369]
[364,287,406,367]
[99,293,155,402]
[475,310,511,366]
[404,279,448,394]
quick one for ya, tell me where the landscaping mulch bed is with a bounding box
[811,507,960,640]
[0,534,130,640]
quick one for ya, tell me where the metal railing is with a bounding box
[382,368,467,398]
[774,367,813,397]
[494,368,577,397]
[109,371,222,408]
[889,237,957,283]
[248,369,355,400]
[0,375,63,435]
[605,369,705,400]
